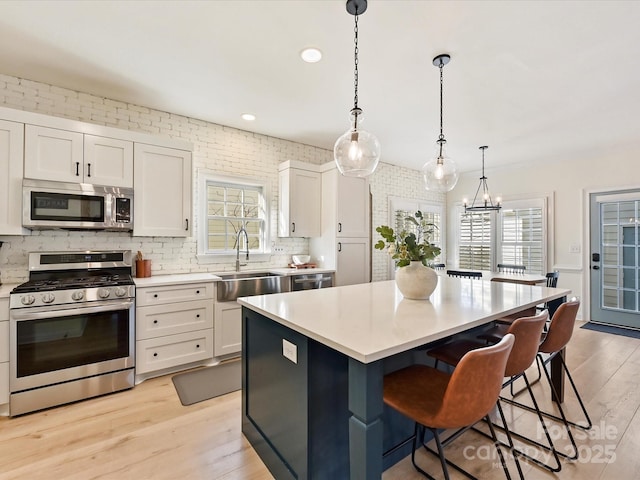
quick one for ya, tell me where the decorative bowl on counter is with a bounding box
[292,255,311,265]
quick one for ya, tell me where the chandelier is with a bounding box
[464,146,502,212]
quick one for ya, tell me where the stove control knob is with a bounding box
[114,287,127,298]
[98,288,111,299]
[71,290,85,301]
[41,293,55,304]
[21,295,35,306]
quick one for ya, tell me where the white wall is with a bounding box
[0,73,439,283]
[447,152,640,320]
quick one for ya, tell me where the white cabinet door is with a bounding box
[278,166,321,237]
[24,125,83,183]
[84,135,133,187]
[214,302,242,357]
[336,174,370,238]
[133,143,192,237]
[0,120,25,235]
[336,238,371,286]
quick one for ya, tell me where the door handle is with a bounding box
[592,266,600,270]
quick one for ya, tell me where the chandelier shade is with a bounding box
[334,0,381,177]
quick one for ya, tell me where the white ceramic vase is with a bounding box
[395,261,438,300]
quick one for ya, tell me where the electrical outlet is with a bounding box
[282,339,297,364]
[273,246,285,254]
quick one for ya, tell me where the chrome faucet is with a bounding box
[235,226,249,272]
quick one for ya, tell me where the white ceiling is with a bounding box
[1,0,640,174]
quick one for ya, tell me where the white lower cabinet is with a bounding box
[135,281,214,382]
[214,302,242,357]
[0,298,9,409]
[136,330,214,374]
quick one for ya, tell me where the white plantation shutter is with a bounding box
[456,197,547,273]
[459,211,492,270]
[500,207,544,274]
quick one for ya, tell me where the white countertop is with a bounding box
[133,268,335,287]
[238,277,571,364]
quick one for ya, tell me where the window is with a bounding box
[459,211,492,270]
[198,172,268,258]
[456,197,547,274]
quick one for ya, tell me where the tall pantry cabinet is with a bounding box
[310,163,371,286]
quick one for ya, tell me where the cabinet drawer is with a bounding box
[137,300,213,340]
[0,321,7,363]
[136,329,213,374]
[0,362,7,405]
[136,282,214,306]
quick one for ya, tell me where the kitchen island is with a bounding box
[238,277,571,479]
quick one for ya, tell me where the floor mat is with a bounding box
[580,322,640,339]
[172,360,241,406]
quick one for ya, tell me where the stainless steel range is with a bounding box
[9,250,135,416]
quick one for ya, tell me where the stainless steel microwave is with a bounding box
[23,179,133,231]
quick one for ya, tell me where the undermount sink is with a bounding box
[216,272,290,301]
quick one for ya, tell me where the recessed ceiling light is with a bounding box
[300,47,322,63]
[241,113,256,121]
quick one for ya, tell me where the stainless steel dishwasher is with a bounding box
[291,272,334,290]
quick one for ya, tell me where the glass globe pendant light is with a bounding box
[422,54,459,192]
[334,0,381,177]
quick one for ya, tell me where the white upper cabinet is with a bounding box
[24,125,133,187]
[83,134,134,187]
[278,161,321,237]
[0,120,25,235]
[133,143,192,237]
[335,173,370,238]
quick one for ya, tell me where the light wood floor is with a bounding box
[0,321,638,480]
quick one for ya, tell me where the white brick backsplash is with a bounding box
[0,73,443,284]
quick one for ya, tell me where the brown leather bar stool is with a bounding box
[427,311,562,474]
[482,300,590,461]
[384,334,515,480]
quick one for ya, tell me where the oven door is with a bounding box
[9,299,135,393]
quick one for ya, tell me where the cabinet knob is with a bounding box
[154,294,158,298]
[153,352,158,357]
[153,320,158,324]
[196,290,200,294]
[196,344,200,349]
[196,314,200,318]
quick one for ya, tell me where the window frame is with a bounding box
[197,170,271,263]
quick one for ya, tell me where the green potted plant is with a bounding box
[375,211,441,299]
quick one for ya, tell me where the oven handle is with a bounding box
[10,300,134,321]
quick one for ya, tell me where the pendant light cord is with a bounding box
[439,62,444,142]
[353,12,359,114]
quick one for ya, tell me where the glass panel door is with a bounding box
[590,190,640,328]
